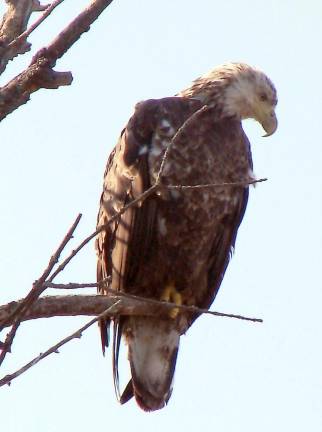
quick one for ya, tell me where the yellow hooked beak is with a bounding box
[261,110,278,137]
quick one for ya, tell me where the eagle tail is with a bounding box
[119,316,180,411]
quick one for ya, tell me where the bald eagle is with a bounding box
[96,62,277,411]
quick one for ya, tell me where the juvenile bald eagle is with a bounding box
[96,62,277,411]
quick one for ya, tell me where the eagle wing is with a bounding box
[96,101,161,401]
[203,187,249,310]
[203,124,253,313]
[96,100,161,350]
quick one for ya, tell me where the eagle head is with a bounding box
[180,62,278,136]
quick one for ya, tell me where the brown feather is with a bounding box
[96,96,253,410]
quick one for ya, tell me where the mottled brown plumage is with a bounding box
[96,63,277,411]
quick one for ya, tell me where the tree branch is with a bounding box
[0,60,73,121]
[31,0,115,65]
[0,292,263,328]
[0,292,262,387]
[0,0,115,121]
[3,0,65,67]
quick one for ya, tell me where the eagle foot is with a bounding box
[160,283,182,318]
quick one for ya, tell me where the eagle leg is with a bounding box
[160,283,182,318]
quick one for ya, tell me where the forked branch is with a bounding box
[0,0,115,121]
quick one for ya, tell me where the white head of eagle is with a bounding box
[179,62,278,136]
[96,62,278,412]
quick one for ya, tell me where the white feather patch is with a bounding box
[129,318,180,399]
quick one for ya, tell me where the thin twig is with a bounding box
[48,184,159,282]
[105,289,263,323]
[44,281,108,289]
[0,301,121,388]
[0,214,82,366]
[1,214,82,328]
[167,178,267,189]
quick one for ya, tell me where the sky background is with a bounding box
[0,0,322,430]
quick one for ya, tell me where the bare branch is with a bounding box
[31,0,115,65]
[0,292,263,328]
[0,0,115,121]
[1,214,82,327]
[0,295,119,325]
[0,59,73,122]
[167,177,268,190]
[44,280,109,289]
[0,214,82,366]
[0,301,121,388]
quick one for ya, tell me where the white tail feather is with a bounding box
[126,317,180,411]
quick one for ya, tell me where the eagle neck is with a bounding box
[179,83,239,123]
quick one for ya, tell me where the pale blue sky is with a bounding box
[1,1,322,430]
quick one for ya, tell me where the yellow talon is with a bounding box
[160,283,182,318]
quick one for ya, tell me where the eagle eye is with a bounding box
[260,93,268,102]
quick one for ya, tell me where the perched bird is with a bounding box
[96,62,277,411]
